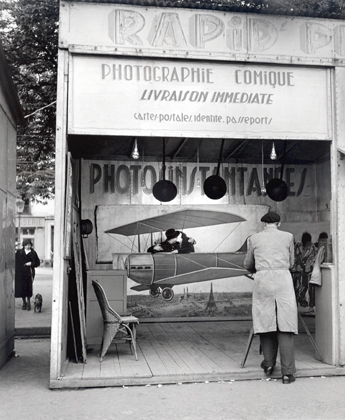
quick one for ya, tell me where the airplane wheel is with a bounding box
[150,287,160,298]
[161,287,174,301]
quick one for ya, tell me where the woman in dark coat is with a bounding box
[15,239,40,310]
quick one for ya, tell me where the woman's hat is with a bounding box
[165,229,180,240]
[22,238,33,246]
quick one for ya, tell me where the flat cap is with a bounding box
[261,211,280,223]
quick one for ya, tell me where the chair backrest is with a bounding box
[92,280,122,322]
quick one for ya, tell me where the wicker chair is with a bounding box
[92,280,139,361]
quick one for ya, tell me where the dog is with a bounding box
[34,293,43,313]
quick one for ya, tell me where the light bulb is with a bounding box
[270,142,277,160]
[131,139,139,160]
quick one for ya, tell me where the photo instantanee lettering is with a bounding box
[89,162,307,199]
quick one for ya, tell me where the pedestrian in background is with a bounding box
[292,232,317,313]
[244,211,298,384]
[15,239,40,311]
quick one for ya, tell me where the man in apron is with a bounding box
[244,211,298,384]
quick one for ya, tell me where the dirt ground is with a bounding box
[1,338,345,420]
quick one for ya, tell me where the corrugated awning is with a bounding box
[62,0,345,20]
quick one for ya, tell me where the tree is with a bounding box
[184,0,345,19]
[0,0,58,203]
[245,0,345,18]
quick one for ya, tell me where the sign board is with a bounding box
[81,158,326,216]
[19,217,45,227]
[69,56,331,139]
[60,3,345,66]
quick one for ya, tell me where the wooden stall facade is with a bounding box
[0,43,24,369]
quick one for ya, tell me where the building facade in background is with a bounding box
[15,200,54,267]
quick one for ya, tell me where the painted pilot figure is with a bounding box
[148,228,196,254]
[244,211,298,384]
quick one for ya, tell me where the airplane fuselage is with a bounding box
[125,252,248,287]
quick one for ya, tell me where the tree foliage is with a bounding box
[0,0,58,203]
[242,0,345,18]
[178,0,345,19]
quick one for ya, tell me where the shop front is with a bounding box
[50,1,345,387]
[15,214,54,266]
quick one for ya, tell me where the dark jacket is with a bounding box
[174,233,195,253]
[148,232,195,254]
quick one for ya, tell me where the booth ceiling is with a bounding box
[68,136,330,165]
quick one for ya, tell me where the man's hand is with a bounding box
[153,244,163,251]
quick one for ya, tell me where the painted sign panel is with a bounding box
[80,157,331,318]
[60,3,345,65]
[85,160,317,207]
[69,57,331,139]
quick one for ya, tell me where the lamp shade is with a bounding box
[81,219,93,235]
[265,178,288,202]
[152,179,177,202]
[203,175,227,200]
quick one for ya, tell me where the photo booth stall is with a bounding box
[50,0,345,387]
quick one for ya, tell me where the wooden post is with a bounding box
[50,49,70,384]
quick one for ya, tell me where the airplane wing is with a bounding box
[105,209,246,236]
[153,267,249,286]
[130,284,151,291]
